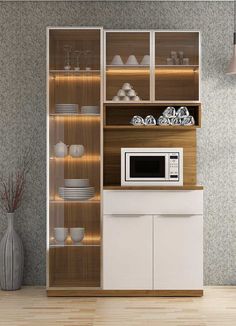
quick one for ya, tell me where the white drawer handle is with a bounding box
[109,214,143,217]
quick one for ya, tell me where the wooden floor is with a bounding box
[0,287,236,325]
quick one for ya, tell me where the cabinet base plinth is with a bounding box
[47,289,203,297]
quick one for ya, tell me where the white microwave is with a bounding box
[121,148,183,186]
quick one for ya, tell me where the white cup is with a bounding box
[140,55,150,65]
[131,96,140,101]
[69,145,85,158]
[126,55,139,65]
[70,228,85,243]
[112,96,120,101]
[117,89,126,97]
[54,228,68,243]
[122,83,132,91]
[127,89,136,97]
[122,96,130,101]
[110,55,124,65]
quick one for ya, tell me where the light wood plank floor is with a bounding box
[0,287,236,326]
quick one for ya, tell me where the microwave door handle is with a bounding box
[165,154,169,180]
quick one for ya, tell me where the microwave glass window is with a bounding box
[130,156,165,178]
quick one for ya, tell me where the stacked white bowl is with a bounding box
[112,83,141,102]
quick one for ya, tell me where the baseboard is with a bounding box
[47,289,203,297]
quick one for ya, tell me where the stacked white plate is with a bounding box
[58,186,95,201]
[55,104,78,114]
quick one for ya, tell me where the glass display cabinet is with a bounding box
[155,32,199,101]
[47,28,102,288]
[105,31,151,102]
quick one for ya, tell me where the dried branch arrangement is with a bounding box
[0,149,31,213]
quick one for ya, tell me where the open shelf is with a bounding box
[104,125,198,130]
[104,103,201,128]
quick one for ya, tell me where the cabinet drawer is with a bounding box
[103,190,203,215]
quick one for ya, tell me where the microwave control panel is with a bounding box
[169,154,179,179]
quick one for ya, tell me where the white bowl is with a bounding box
[117,89,126,97]
[122,96,130,101]
[127,89,137,97]
[81,106,99,114]
[70,228,85,243]
[112,96,120,101]
[110,55,124,65]
[54,228,68,243]
[131,96,140,101]
[64,179,90,187]
[126,55,139,65]
[122,83,132,91]
[69,145,85,158]
[140,55,150,65]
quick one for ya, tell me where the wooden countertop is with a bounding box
[103,185,204,191]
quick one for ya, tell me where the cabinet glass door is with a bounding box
[48,28,102,288]
[155,32,199,101]
[105,31,151,102]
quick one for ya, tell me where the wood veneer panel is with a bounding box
[49,246,100,287]
[47,289,203,297]
[155,32,199,65]
[106,32,150,65]
[49,29,101,70]
[104,129,196,186]
[104,104,201,127]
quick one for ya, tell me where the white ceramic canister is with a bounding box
[69,145,85,158]
[54,141,68,157]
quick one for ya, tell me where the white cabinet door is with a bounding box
[154,214,203,290]
[103,214,153,290]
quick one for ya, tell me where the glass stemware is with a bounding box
[74,50,82,71]
[64,45,72,70]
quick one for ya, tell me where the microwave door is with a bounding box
[126,153,167,181]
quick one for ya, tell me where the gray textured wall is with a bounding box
[0,1,235,285]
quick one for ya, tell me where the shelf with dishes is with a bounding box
[50,229,100,247]
[104,103,201,128]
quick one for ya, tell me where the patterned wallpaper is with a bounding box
[0,1,235,285]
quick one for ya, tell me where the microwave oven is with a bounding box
[121,148,183,186]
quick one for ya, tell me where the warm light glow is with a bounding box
[50,155,100,162]
[51,195,100,203]
[155,67,199,75]
[106,68,149,75]
[51,115,100,122]
[52,75,100,82]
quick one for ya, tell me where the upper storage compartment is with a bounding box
[155,32,199,101]
[104,31,200,103]
[105,31,151,102]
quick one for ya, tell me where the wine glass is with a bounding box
[84,50,92,70]
[63,45,72,70]
[74,50,81,71]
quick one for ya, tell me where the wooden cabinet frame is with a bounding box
[46,27,202,297]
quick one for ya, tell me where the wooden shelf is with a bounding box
[50,244,100,248]
[50,70,100,74]
[103,185,204,190]
[107,65,149,69]
[155,65,199,68]
[104,125,198,130]
[50,113,100,117]
[50,199,100,204]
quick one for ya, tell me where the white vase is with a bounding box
[0,213,24,290]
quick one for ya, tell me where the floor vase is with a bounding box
[0,213,24,290]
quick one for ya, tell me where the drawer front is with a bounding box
[103,190,203,215]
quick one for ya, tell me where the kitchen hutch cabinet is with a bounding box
[47,27,203,297]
